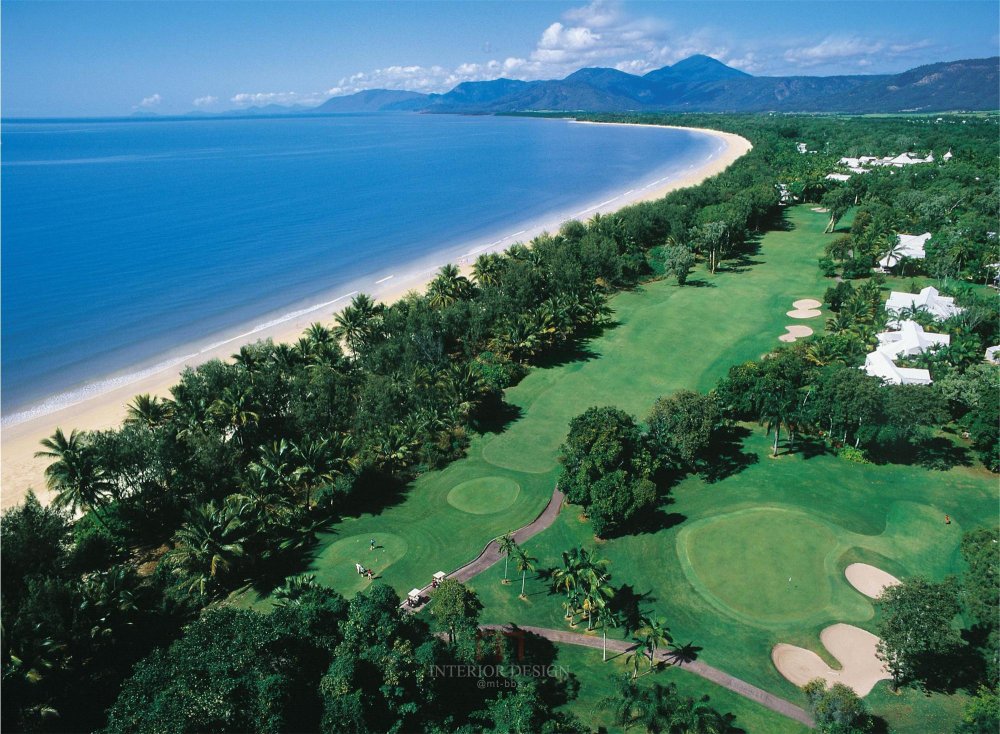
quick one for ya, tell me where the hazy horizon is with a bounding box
[3,0,998,117]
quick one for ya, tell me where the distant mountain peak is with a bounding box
[645,54,751,83]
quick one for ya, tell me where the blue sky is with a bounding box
[3,1,997,116]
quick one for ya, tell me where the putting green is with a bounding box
[447,477,521,514]
[678,507,840,626]
[309,532,408,596]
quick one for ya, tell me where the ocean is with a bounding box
[1,113,719,421]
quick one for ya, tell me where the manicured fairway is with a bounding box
[287,208,839,605]
[255,206,995,731]
[447,477,521,514]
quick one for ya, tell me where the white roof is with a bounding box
[825,173,851,182]
[848,166,869,174]
[986,346,1000,364]
[885,287,963,321]
[876,320,950,359]
[433,571,447,580]
[839,157,862,167]
[943,150,953,161]
[863,350,933,385]
[878,232,931,268]
[408,588,422,597]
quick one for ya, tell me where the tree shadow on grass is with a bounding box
[530,341,603,370]
[782,435,830,460]
[679,278,716,288]
[873,436,973,471]
[473,400,523,435]
[610,584,658,637]
[700,426,758,483]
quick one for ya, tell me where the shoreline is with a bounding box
[0,122,751,510]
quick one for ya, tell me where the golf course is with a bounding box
[255,205,995,731]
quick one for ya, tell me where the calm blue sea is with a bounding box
[2,114,717,420]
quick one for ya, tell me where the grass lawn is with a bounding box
[551,643,809,734]
[258,206,836,608]
[249,206,995,731]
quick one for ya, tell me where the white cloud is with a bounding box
[138,93,161,108]
[783,35,936,69]
[229,91,326,107]
[193,95,218,107]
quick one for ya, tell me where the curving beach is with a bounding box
[1,123,751,509]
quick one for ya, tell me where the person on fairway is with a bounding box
[370,538,376,551]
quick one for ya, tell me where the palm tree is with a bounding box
[626,646,646,680]
[602,675,642,729]
[273,574,321,606]
[472,253,503,287]
[635,616,672,671]
[124,393,174,428]
[668,694,732,733]
[552,549,583,619]
[333,293,379,356]
[427,264,472,308]
[35,429,111,526]
[497,533,516,584]
[290,436,338,509]
[514,546,537,599]
[250,439,296,496]
[209,384,260,450]
[167,501,248,597]
[596,606,624,662]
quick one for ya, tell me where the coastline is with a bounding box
[0,123,751,510]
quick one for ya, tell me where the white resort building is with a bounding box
[877,232,931,270]
[863,350,933,385]
[885,286,963,323]
[875,320,950,360]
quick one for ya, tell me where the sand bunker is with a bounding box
[844,563,901,599]
[779,325,814,343]
[772,623,890,696]
[786,308,822,319]
[793,299,822,310]
[811,207,830,213]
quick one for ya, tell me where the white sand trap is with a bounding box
[778,325,814,342]
[772,624,890,696]
[793,299,822,310]
[812,207,829,213]
[844,563,901,599]
[786,308,822,319]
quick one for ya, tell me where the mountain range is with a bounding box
[224,55,999,117]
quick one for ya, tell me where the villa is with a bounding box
[986,346,1000,365]
[863,349,933,385]
[877,232,931,269]
[825,173,851,182]
[885,286,963,322]
[875,320,950,359]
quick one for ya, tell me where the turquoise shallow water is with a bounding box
[1,113,717,419]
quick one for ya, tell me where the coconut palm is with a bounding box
[497,533,517,584]
[208,384,260,450]
[35,429,112,525]
[427,264,472,308]
[290,435,344,509]
[333,293,379,355]
[124,393,174,428]
[250,439,295,496]
[167,501,248,596]
[667,694,733,733]
[273,574,321,606]
[514,546,537,599]
[635,616,673,671]
[472,253,503,287]
[552,549,583,616]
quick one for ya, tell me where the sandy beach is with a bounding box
[1,123,751,510]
